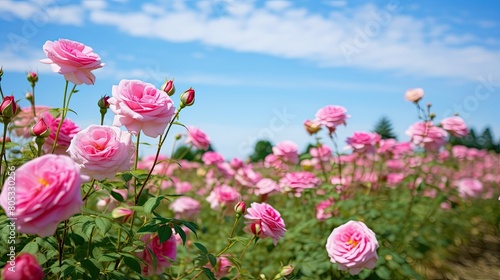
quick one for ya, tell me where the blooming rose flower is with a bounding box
[455,178,483,198]
[40,38,104,85]
[202,151,225,165]
[170,197,201,219]
[186,126,210,150]
[314,105,350,134]
[67,125,134,181]
[326,220,379,275]
[406,121,447,152]
[440,116,468,137]
[0,154,86,236]
[316,198,334,221]
[108,79,176,137]
[345,132,381,153]
[264,154,286,169]
[235,165,262,187]
[310,144,332,162]
[2,253,44,280]
[272,140,299,164]
[42,111,80,154]
[255,178,280,195]
[245,202,286,245]
[12,106,51,138]
[205,255,232,279]
[405,88,424,102]
[279,171,320,197]
[304,119,321,135]
[206,185,241,210]
[136,233,177,276]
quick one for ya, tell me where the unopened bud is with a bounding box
[0,136,11,143]
[161,78,175,96]
[27,71,38,86]
[429,112,436,120]
[175,133,182,140]
[0,96,20,119]
[180,87,195,107]
[25,92,34,103]
[250,223,262,236]
[278,265,294,278]
[0,67,3,78]
[303,119,321,135]
[427,102,432,108]
[98,96,110,109]
[30,118,50,138]
[234,201,246,217]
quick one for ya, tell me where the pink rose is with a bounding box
[279,171,320,197]
[440,116,468,137]
[40,38,104,85]
[202,151,225,165]
[316,198,334,221]
[255,178,280,195]
[169,197,201,219]
[314,105,350,134]
[206,185,241,210]
[326,220,379,275]
[108,79,176,137]
[235,165,262,187]
[310,144,332,162]
[2,253,44,280]
[0,154,85,236]
[12,106,50,138]
[136,233,177,276]
[273,141,299,164]
[455,178,483,198]
[42,111,80,154]
[406,121,447,152]
[186,126,210,150]
[205,255,232,279]
[67,125,135,181]
[346,132,381,153]
[405,88,424,102]
[244,202,286,245]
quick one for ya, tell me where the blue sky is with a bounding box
[1,0,499,159]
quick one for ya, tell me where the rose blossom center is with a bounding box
[347,238,359,248]
[38,177,50,187]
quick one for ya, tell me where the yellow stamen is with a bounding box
[38,178,49,187]
[347,239,359,247]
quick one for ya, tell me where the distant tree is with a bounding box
[173,144,214,162]
[449,126,499,153]
[249,140,273,163]
[373,116,398,140]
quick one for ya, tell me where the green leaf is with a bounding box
[174,224,187,245]
[194,242,208,254]
[208,254,217,268]
[95,217,112,234]
[123,256,142,274]
[193,255,208,267]
[81,259,100,278]
[202,267,216,280]
[97,253,120,262]
[375,266,392,279]
[158,225,172,243]
[110,190,125,202]
[138,222,160,233]
[143,196,164,215]
[21,242,38,254]
[181,220,199,238]
[121,172,133,182]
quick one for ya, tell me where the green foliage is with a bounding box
[249,140,273,162]
[373,116,398,140]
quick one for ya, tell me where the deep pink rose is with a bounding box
[326,220,379,275]
[244,202,286,245]
[12,106,50,138]
[67,125,135,180]
[202,151,225,165]
[346,132,381,153]
[0,154,86,236]
[2,253,44,280]
[186,126,210,150]
[40,38,104,85]
[272,140,299,164]
[108,79,176,137]
[169,196,201,219]
[136,233,177,276]
[314,105,350,134]
[310,144,332,162]
[441,116,468,137]
[455,178,483,198]
[406,121,447,152]
[206,185,241,210]
[279,171,320,197]
[42,111,80,154]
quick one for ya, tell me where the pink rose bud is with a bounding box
[2,253,44,280]
[276,264,294,278]
[0,96,20,119]
[180,87,195,107]
[304,119,321,135]
[234,201,246,217]
[98,95,110,109]
[112,207,133,221]
[250,222,262,236]
[25,92,34,103]
[30,118,50,138]
[27,71,38,85]
[0,136,11,143]
[405,88,424,103]
[161,78,175,96]
[0,66,3,78]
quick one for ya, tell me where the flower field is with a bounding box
[0,39,498,280]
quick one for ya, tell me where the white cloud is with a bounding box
[0,0,83,25]
[82,0,107,11]
[326,1,347,8]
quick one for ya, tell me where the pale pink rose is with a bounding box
[346,132,381,153]
[206,185,241,210]
[310,144,332,162]
[2,253,44,280]
[304,119,322,135]
[326,220,379,275]
[376,138,397,155]
[175,181,193,194]
[441,116,468,137]
[42,111,80,153]
[12,106,51,138]
[300,158,319,171]
[314,105,350,134]
[273,141,299,164]
[136,233,177,276]
[451,145,468,159]
[170,197,201,219]
[108,79,176,137]
[279,171,320,197]
[0,154,86,236]
[186,126,210,150]
[244,202,286,245]
[67,125,134,181]
[387,173,404,187]
[264,154,286,169]
[40,38,104,85]
[230,157,244,170]
[392,141,414,157]
[202,151,225,165]
[137,154,170,175]
[205,255,232,279]
[235,165,262,187]
[456,178,483,198]
[316,198,334,221]
[406,121,448,152]
[405,88,424,102]
[386,159,405,170]
[216,162,236,178]
[255,178,280,195]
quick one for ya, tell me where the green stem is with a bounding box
[239,235,256,260]
[82,179,96,202]
[86,226,95,258]
[58,220,69,267]
[31,84,36,118]
[51,82,77,154]
[0,122,9,185]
